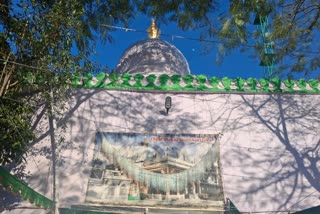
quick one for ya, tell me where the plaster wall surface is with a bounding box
[1,89,319,213]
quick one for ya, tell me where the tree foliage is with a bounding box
[216,0,320,77]
[133,0,320,77]
[135,0,219,30]
[0,97,34,165]
[137,0,319,77]
[0,0,131,164]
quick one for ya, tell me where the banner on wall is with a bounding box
[85,132,224,208]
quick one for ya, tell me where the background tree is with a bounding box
[213,0,320,78]
[135,0,319,78]
[0,0,133,164]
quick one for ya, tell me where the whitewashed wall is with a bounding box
[2,89,320,213]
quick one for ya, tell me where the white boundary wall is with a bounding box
[2,89,320,213]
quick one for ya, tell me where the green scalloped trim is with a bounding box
[297,79,306,90]
[105,72,120,88]
[158,74,170,90]
[271,78,282,92]
[247,78,257,91]
[71,73,82,87]
[196,75,208,91]
[222,77,231,91]
[236,77,245,91]
[183,75,194,89]
[93,72,106,88]
[24,72,320,94]
[146,74,156,88]
[121,73,132,88]
[309,79,319,92]
[0,166,55,210]
[84,74,93,88]
[133,73,144,89]
[284,79,295,92]
[171,75,182,90]
[259,78,270,91]
[209,77,220,90]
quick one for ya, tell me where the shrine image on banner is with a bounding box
[86,132,224,207]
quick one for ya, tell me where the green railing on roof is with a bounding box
[0,166,55,210]
[24,72,320,94]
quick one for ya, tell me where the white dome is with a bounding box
[115,39,190,75]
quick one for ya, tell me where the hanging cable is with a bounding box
[101,24,256,48]
[100,24,320,55]
[1,2,319,55]
[287,190,318,211]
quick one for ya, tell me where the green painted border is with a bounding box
[59,208,116,214]
[0,166,55,210]
[25,72,320,94]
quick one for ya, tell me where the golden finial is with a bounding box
[147,18,160,39]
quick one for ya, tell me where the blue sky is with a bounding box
[93,14,318,80]
[93,14,265,79]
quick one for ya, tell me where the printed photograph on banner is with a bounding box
[85,132,224,207]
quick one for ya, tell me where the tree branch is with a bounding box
[308,7,320,31]
[0,53,12,97]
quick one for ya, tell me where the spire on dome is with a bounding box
[147,18,160,39]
